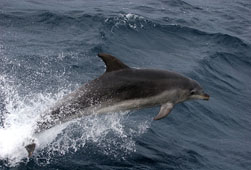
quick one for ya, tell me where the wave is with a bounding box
[196,52,251,92]
[188,50,251,134]
[1,10,250,49]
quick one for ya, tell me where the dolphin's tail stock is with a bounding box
[25,143,36,157]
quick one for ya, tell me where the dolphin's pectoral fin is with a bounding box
[154,103,174,120]
[98,53,130,72]
[25,143,36,157]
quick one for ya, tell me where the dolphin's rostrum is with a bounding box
[26,53,210,157]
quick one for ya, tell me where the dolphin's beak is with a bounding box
[200,92,210,100]
[191,92,210,100]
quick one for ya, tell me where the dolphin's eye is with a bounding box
[190,90,196,95]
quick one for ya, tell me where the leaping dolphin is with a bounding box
[25,53,209,157]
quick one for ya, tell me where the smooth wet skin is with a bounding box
[26,53,209,157]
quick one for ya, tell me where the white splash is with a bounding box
[0,74,151,167]
[105,13,146,32]
[0,75,68,166]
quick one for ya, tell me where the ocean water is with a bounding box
[0,0,251,169]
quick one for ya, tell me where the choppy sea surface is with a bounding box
[0,0,251,169]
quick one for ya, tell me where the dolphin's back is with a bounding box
[96,68,191,96]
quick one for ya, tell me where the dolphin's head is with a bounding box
[186,79,210,101]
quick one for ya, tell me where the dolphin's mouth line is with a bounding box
[197,93,210,100]
[201,93,210,100]
[190,93,210,101]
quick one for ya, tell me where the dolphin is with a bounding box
[25,53,209,157]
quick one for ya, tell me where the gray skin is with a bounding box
[25,53,209,157]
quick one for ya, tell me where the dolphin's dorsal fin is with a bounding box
[98,53,129,72]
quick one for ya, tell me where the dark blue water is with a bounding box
[0,0,251,169]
